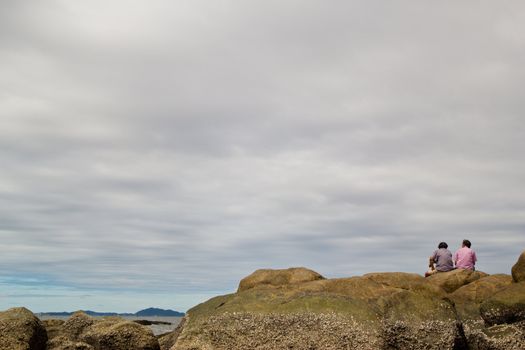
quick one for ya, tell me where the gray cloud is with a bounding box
[1,1,525,312]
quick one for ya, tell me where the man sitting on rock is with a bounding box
[454,239,477,270]
[425,241,454,277]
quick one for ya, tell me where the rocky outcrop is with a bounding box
[237,267,325,292]
[44,312,160,350]
[0,307,47,350]
[168,251,525,350]
[512,250,525,282]
[172,271,461,350]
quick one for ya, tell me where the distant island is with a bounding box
[38,307,184,317]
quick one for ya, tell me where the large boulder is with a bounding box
[172,270,463,350]
[0,307,47,350]
[61,312,96,340]
[480,281,525,326]
[425,269,489,293]
[511,250,525,282]
[237,267,324,292]
[449,274,513,321]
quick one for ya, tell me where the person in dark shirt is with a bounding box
[425,242,454,277]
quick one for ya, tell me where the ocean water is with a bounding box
[38,315,183,336]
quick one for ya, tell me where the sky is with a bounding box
[1,1,525,313]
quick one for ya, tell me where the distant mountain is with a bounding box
[39,308,184,317]
[136,308,185,317]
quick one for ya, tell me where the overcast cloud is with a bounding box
[1,1,525,312]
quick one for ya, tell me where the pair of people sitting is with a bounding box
[425,239,477,277]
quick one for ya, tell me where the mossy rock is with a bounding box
[512,250,525,283]
[0,307,47,350]
[480,281,525,326]
[449,274,513,322]
[425,269,489,293]
[237,267,324,292]
[174,271,463,349]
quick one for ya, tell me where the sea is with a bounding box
[37,315,183,336]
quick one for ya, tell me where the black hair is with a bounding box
[462,239,471,248]
[438,242,448,249]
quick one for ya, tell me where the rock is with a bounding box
[159,317,185,350]
[463,321,525,350]
[0,307,47,350]
[43,319,66,340]
[237,267,325,292]
[480,281,525,326]
[172,270,463,350]
[79,318,160,350]
[47,335,94,350]
[449,274,513,321]
[176,312,382,350]
[425,269,489,293]
[380,289,465,350]
[61,312,96,340]
[511,250,525,282]
[46,312,160,350]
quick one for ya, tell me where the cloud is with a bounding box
[1,0,525,312]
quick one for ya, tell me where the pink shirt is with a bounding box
[454,247,477,270]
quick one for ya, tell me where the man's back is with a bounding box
[432,248,454,272]
[454,246,477,270]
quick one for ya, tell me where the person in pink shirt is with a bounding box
[453,239,477,270]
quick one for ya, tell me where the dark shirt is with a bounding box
[431,248,454,272]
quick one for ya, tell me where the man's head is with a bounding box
[438,242,448,249]
[462,239,471,248]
